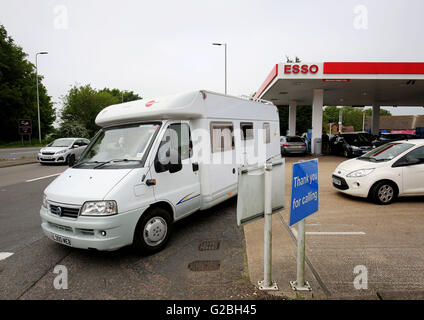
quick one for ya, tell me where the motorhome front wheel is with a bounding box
[133,207,173,253]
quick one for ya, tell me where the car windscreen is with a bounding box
[358,142,414,162]
[286,136,303,143]
[74,122,161,169]
[50,138,74,147]
[342,134,372,145]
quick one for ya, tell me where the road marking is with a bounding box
[26,173,61,182]
[0,252,14,261]
[306,232,366,235]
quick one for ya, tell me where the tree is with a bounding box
[365,108,391,116]
[99,88,142,103]
[278,105,311,135]
[323,106,391,132]
[55,121,90,139]
[0,24,55,142]
[60,85,142,138]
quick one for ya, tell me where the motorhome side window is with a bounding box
[211,122,235,153]
[240,122,254,140]
[263,122,270,144]
[155,123,192,173]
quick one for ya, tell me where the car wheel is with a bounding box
[133,207,173,254]
[371,181,397,205]
[67,154,75,166]
[343,149,351,158]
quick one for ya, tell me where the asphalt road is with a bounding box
[0,163,268,300]
[0,147,40,161]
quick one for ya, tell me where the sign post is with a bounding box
[289,159,319,291]
[236,159,285,291]
[258,163,278,290]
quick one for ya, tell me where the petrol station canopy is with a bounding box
[254,62,424,154]
[255,62,424,106]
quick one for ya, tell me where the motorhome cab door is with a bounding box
[151,121,201,219]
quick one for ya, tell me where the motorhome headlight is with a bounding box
[42,194,48,208]
[346,168,375,178]
[80,201,118,216]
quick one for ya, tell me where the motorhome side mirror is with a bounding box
[169,162,182,173]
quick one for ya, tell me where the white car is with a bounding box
[332,139,424,204]
[38,138,90,165]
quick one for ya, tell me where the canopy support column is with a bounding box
[311,89,323,154]
[288,101,297,136]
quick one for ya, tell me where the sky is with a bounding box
[1,0,424,118]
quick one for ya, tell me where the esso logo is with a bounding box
[284,64,319,74]
[145,100,155,107]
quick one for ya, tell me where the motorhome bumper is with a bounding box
[40,206,145,251]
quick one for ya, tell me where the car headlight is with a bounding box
[80,201,118,216]
[346,168,375,178]
[56,149,67,154]
[42,194,48,208]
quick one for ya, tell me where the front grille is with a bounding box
[40,158,55,161]
[77,228,95,236]
[48,222,73,233]
[50,204,80,218]
[42,152,55,155]
[332,174,349,190]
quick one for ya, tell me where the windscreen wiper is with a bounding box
[72,161,100,168]
[93,159,132,169]
[358,156,377,162]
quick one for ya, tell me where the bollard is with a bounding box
[290,218,311,291]
[258,163,278,291]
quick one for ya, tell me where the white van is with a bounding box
[40,90,281,253]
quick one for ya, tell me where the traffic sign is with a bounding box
[18,119,32,135]
[289,159,319,226]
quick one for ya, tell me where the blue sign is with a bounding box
[289,159,319,226]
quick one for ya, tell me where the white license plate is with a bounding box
[42,156,52,159]
[51,233,72,246]
[332,177,342,186]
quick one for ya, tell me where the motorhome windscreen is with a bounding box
[74,122,161,169]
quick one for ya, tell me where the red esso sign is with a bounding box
[284,64,319,74]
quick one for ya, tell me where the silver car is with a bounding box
[38,138,90,165]
[281,136,307,155]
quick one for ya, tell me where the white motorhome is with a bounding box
[40,90,281,252]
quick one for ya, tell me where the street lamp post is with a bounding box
[212,43,227,94]
[36,51,48,143]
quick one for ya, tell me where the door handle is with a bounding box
[192,162,199,172]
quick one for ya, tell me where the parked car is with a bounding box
[373,133,419,148]
[280,136,307,155]
[38,138,90,165]
[329,132,374,157]
[332,139,424,204]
